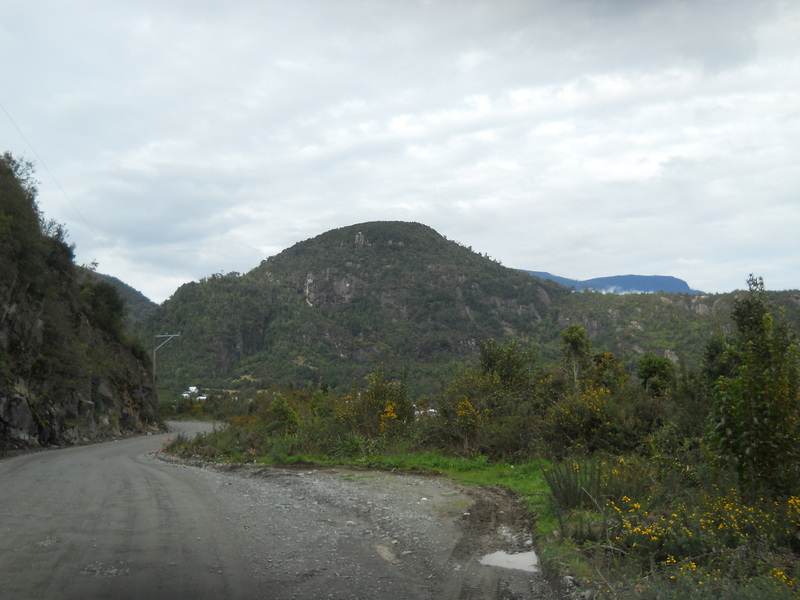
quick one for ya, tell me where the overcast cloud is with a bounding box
[2,0,798,302]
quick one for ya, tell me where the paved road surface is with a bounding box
[0,422,554,600]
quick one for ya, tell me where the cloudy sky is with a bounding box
[2,0,798,302]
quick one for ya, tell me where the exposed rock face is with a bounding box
[0,290,157,452]
[0,155,156,453]
[139,221,566,394]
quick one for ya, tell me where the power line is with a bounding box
[0,99,125,276]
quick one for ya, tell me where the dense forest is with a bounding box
[135,220,800,399]
[0,153,157,451]
[136,221,572,395]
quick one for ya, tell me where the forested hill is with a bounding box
[0,154,157,452]
[89,270,157,325]
[133,220,800,397]
[137,221,569,394]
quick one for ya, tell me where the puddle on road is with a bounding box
[479,550,540,572]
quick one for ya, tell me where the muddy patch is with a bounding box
[480,550,540,572]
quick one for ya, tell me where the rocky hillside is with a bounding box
[136,220,800,397]
[137,221,569,394]
[0,154,157,453]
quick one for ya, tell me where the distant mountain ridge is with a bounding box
[524,271,703,295]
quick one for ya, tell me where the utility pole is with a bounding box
[153,333,180,385]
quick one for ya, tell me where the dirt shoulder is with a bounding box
[157,455,560,599]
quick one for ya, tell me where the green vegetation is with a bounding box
[3,146,798,596]
[166,278,799,598]
[6,154,797,595]
[137,221,800,407]
[88,270,157,326]
[1,153,156,448]
[708,275,800,498]
[136,221,571,397]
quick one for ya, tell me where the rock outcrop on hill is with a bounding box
[0,290,157,450]
[0,153,156,453]
[137,221,568,395]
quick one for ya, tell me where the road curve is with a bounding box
[0,422,554,600]
[0,422,256,600]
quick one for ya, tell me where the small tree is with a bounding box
[264,392,300,435]
[707,276,800,497]
[589,351,629,393]
[561,324,591,391]
[80,280,127,341]
[637,352,675,397]
[477,339,538,405]
[353,365,412,438]
[435,339,543,456]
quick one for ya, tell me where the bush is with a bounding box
[263,393,300,435]
[707,276,800,498]
[543,456,657,514]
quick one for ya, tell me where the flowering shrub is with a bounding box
[541,385,614,454]
[601,489,800,596]
[543,452,799,598]
[380,399,398,432]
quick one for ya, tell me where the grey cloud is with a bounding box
[2,0,798,301]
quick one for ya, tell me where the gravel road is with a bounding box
[0,422,557,600]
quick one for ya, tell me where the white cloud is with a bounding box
[1,0,798,301]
